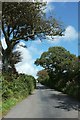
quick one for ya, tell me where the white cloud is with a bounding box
[47,25,78,43]
[28,45,43,57]
[63,26,78,41]
[19,41,26,47]
[15,42,38,78]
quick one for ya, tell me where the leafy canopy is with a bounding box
[35,46,77,74]
[2,2,64,73]
[2,2,64,46]
[35,47,79,98]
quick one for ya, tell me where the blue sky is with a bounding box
[9,2,78,78]
[26,2,78,55]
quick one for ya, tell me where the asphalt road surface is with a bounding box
[4,83,80,118]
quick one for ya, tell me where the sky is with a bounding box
[1,2,78,78]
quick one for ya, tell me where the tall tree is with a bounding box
[37,69,49,84]
[2,2,64,73]
[35,46,77,88]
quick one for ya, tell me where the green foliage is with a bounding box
[2,2,64,74]
[2,74,36,100]
[2,73,36,115]
[2,98,18,116]
[35,46,79,100]
[37,69,49,86]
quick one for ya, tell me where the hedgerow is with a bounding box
[1,73,36,115]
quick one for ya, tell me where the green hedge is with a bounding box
[2,73,36,100]
[39,75,79,100]
[1,73,36,115]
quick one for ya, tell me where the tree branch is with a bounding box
[9,25,17,36]
[11,40,20,50]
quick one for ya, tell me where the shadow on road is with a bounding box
[50,92,80,111]
[36,83,80,112]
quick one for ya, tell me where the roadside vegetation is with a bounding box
[1,2,64,116]
[1,2,79,117]
[35,46,80,100]
[1,2,65,116]
[0,73,36,116]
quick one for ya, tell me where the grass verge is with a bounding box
[2,94,29,117]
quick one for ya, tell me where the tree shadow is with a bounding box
[50,92,80,111]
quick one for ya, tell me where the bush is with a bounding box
[64,81,79,99]
[2,73,36,100]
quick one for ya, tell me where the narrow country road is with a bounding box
[4,83,80,118]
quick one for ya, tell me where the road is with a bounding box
[4,83,80,118]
